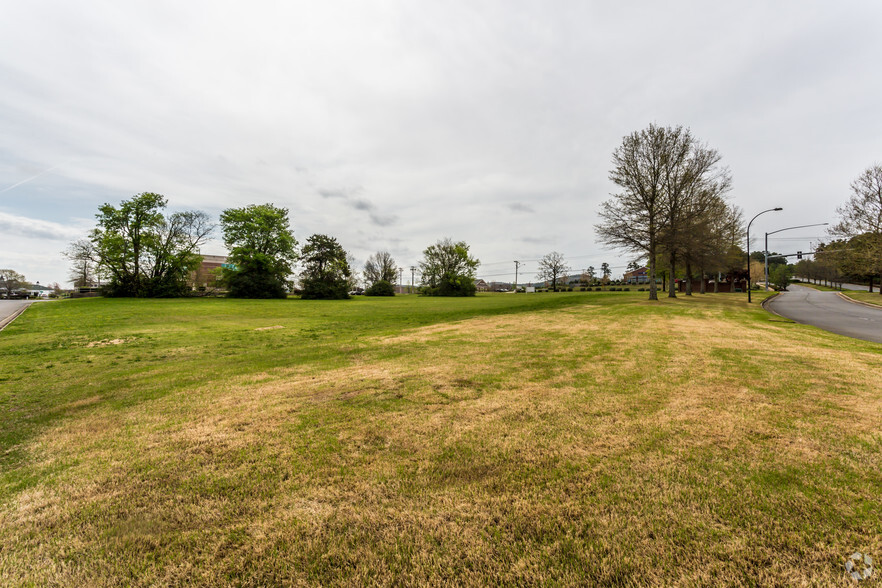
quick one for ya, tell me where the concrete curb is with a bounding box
[0,303,31,333]
[760,291,783,316]
[761,292,794,321]
[836,292,882,310]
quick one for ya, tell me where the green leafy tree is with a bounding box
[769,264,793,291]
[220,203,298,299]
[419,238,479,296]
[299,234,351,300]
[600,262,611,282]
[88,193,212,297]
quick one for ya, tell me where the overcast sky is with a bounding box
[2,1,881,286]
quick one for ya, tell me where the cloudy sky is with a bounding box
[2,1,881,286]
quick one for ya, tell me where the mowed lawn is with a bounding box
[1,292,881,586]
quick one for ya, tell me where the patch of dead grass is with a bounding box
[4,296,882,585]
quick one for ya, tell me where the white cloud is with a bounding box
[1,1,881,284]
[0,212,86,241]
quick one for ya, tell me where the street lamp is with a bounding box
[747,207,783,303]
[764,223,829,290]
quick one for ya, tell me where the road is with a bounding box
[766,284,882,344]
[795,278,873,291]
[0,300,32,332]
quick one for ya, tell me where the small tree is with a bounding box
[586,266,596,285]
[63,239,100,288]
[419,238,479,296]
[769,264,793,291]
[600,262,612,284]
[363,251,398,286]
[220,203,298,299]
[537,252,570,292]
[0,269,26,298]
[299,234,351,300]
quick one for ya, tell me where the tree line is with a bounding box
[594,124,745,300]
[64,193,480,299]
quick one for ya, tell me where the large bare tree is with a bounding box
[597,124,732,300]
[829,164,882,293]
[537,251,570,291]
[657,131,732,297]
[363,251,398,286]
[596,124,677,300]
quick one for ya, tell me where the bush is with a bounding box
[364,280,395,296]
[594,287,602,291]
[421,278,477,297]
[300,279,350,300]
[623,287,630,291]
[567,287,573,292]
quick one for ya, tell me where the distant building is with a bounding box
[623,266,650,284]
[191,254,227,290]
[475,279,489,292]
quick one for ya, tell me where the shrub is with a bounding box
[623,287,630,291]
[364,280,395,296]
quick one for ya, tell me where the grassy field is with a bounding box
[842,291,882,307]
[2,292,881,586]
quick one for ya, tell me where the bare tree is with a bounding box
[657,129,732,298]
[63,239,101,287]
[0,269,26,298]
[537,252,570,291]
[598,124,733,300]
[596,124,676,300]
[363,251,398,286]
[830,164,882,293]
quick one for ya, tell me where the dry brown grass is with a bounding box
[2,295,882,586]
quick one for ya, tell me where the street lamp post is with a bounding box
[764,223,829,290]
[747,207,783,303]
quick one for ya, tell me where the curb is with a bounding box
[0,303,31,333]
[760,291,792,320]
[836,292,882,310]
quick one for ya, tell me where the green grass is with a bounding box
[794,281,844,292]
[1,291,881,586]
[841,291,882,307]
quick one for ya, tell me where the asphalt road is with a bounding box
[0,300,32,331]
[766,284,882,344]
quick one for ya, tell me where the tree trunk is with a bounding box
[869,275,874,293]
[668,252,677,298]
[700,269,707,294]
[648,248,658,301]
[685,262,693,296]
[713,272,719,293]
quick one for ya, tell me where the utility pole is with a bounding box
[513,261,520,292]
[398,267,404,294]
[410,266,416,294]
